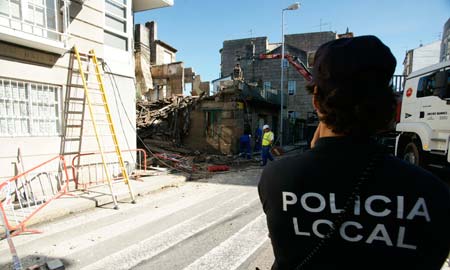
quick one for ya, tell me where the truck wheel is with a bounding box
[403,142,420,166]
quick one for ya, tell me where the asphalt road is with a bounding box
[0,167,275,270]
[1,155,449,270]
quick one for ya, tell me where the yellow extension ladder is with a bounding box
[73,46,136,209]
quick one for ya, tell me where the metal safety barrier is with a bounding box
[0,155,71,236]
[71,149,147,189]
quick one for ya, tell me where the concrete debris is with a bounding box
[46,259,65,270]
[148,153,195,173]
[136,94,263,174]
[25,259,65,270]
[136,94,204,146]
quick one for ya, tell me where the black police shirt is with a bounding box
[258,136,450,270]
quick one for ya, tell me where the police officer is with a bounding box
[258,36,450,270]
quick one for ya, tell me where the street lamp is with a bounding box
[280,2,300,147]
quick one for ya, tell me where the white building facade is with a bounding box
[403,41,441,76]
[0,0,173,180]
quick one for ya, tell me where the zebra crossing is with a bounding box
[0,169,274,270]
[182,214,267,270]
[2,167,448,270]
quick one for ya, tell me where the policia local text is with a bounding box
[282,192,431,250]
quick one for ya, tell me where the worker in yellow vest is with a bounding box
[261,124,274,166]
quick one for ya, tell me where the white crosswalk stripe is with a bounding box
[24,187,231,259]
[0,173,275,270]
[2,167,448,270]
[81,191,260,270]
[4,181,225,247]
[182,214,268,270]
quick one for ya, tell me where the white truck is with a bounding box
[392,60,450,171]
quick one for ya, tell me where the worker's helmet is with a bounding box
[263,124,270,130]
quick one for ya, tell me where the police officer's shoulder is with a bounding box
[263,151,313,177]
[385,155,450,194]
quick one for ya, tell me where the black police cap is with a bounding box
[311,35,396,92]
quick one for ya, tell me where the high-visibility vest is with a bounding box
[262,131,274,146]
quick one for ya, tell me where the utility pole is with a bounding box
[280,2,300,147]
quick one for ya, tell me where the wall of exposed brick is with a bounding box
[285,31,336,53]
[221,37,268,78]
[220,32,336,121]
[221,40,312,120]
[184,100,241,154]
[150,62,185,97]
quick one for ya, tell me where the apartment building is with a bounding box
[0,0,173,180]
[440,18,450,62]
[403,41,441,76]
[219,31,337,143]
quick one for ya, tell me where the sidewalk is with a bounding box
[1,144,307,235]
[1,172,187,235]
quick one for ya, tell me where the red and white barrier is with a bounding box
[0,155,71,236]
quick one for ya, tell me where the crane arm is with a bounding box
[259,53,313,82]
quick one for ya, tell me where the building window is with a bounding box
[0,78,61,136]
[288,80,296,95]
[288,111,298,119]
[104,0,128,51]
[263,81,271,90]
[0,0,59,40]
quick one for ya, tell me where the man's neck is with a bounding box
[319,122,343,138]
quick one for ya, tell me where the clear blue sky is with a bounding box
[134,0,450,82]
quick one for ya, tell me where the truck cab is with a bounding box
[396,60,450,168]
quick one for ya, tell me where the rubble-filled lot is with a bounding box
[136,95,261,179]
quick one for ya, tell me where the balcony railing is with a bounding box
[239,84,287,106]
[0,0,70,54]
[260,88,287,105]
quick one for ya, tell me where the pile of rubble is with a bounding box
[136,94,259,176]
[137,95,202,172]
[136,94,203,146]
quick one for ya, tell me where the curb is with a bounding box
[1,174,187,235]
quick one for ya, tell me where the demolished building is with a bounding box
[134,21,210,101]
[137,78,280,155]
[184,81,279,154]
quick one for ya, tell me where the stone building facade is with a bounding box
[184,82,279,154]
[219,32,337,143]
[441,18,450,62]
